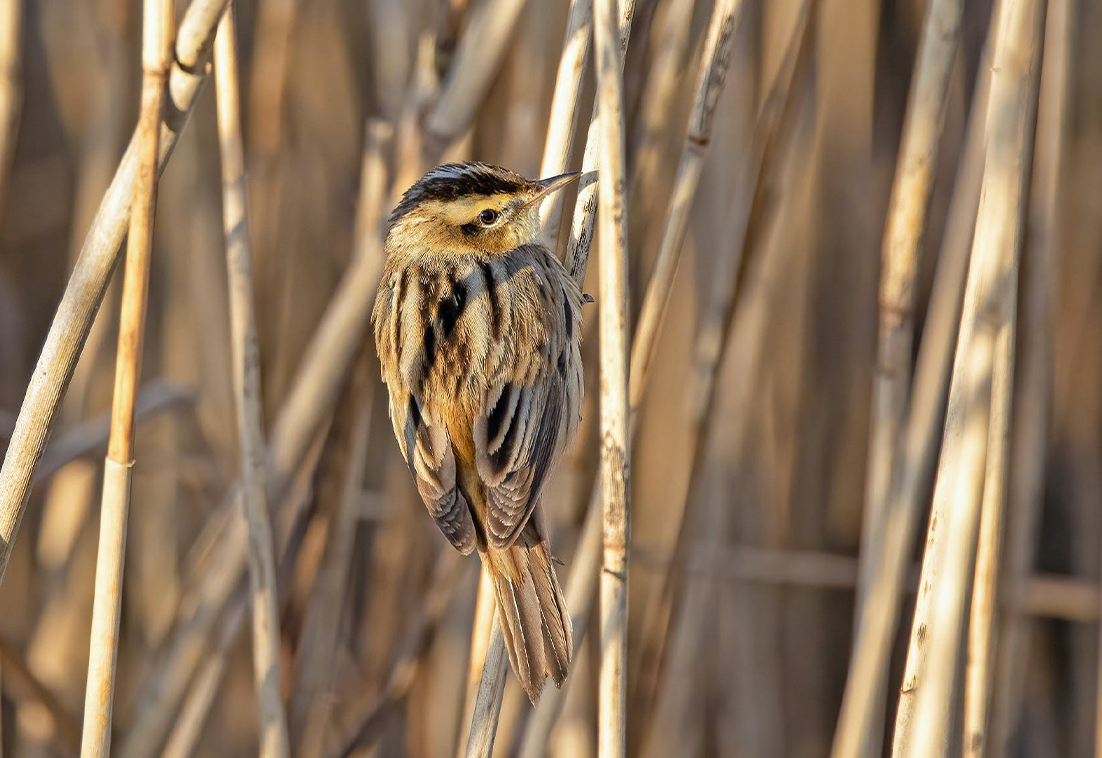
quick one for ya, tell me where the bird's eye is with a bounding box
[477,209,499,226]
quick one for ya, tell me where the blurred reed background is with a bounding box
[0,0,1094,755]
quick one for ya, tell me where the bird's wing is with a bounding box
[472,370,566,550]
[386,384,478,555]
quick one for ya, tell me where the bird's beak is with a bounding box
[525,172,581,207]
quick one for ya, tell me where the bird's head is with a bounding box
[386,162,580,256]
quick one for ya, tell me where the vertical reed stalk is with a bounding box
[0,0,230,590]
[852,0,963,751]
[629,0,743,407]
[593,0,630,754]
[564,0,638,286]
[461,616,509,758]
[990,0,1069,750]
[829,4,998,751]
[894,0,1043,754]
[213,7,291,758]
[79,0,173,755]
[538,0,594,231]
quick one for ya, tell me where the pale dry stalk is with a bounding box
[79,0,173,755]
[852,0,963,751]
[0,0,231,589]
[460,1,637,751]
[213,8,291,758]
[592,0,630,754]
[989,0,1069,751]
[894,0,1043,754]
[538,0,593,232]
[630,0,743,407]
[828,4,999,751]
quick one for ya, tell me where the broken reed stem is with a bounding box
[0,0,22,219]
[990,0,1069,748]
[593,0,630,755]
[213,8,291,758]
[0,0,230,590]
[538,0,594,231]
[629,0,742,408]
[829,4,997,752]
[852,0,963,751]
[564,0,637,289]
[79,0,173,755]
[895,0,1042,754]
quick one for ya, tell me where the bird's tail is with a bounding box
[483,526,573,703]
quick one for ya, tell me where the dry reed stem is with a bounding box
[538,0,593,231]
[462,616,509,758]
[563,0,637,288]
[632,0,812,733]
[518,3,804,752]
[79,0,173,754]
[455,567,496,757]
[895,0,1042,754]
[629,0,743,409]
[593,0,630,754]
[0,0,230,589]
[990,0,1069,750]
[828,5,997,751]
[423,0,529,143]
[457,1,637,750]
[213,8,291,758]
[34,382,197,485]
[852,0,963,749]
[0,0,22,220]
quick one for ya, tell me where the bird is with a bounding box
[371,161,584,703]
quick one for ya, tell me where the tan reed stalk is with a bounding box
[538,0,594,231]
[79,0,173,754]
[517,5,810,753]
[0,0,22,219]
[592,0,630,754]
[454,567,496,757]
[213,8,291,758]
[630,0,743,407]
[990,0,1069,750]
[895,0,1043,754]
[563,0,638,285]
[851,0,963,751]
[461,616,509,758]
[632,0,813,727]
[423,0,530,143]
[0,0,230,589]
[828,5,998,751]
[458,3,638,753]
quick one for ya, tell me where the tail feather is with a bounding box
[484,536,572,703]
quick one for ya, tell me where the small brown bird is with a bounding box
[371,162,584,702]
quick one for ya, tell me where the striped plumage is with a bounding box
[371,162,584,702]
